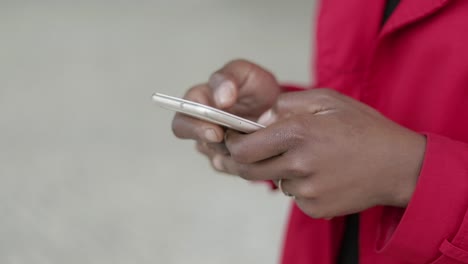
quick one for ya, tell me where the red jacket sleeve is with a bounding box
[377,133,468,264]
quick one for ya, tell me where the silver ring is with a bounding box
[278,179,295,198]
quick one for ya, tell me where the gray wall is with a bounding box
[0,1,314,263]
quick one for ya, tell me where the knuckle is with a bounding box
[318,88,338,97]
[184,84,208,102]
[255,66,275,82]
[275,93,291,111]
[297,182,320,199]
[314,89,339,104]
[277,93,289,103]
[225,58,251,69]
[225,59,263,81]
[216,59,251,79]
[285,158,308,177]
[184,85,199,99]
[211,60,254,91]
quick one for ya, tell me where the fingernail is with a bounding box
[212,155,224,171]
[204,129,219,142]
[257,109,276,126]
[214,81,235,108]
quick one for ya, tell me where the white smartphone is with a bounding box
[152,93,265,133]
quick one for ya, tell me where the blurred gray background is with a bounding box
[0,1,314,263]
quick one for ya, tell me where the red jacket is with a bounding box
[281,0,468,263]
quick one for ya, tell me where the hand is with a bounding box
[171,59,281,170]
[219,89,426,218]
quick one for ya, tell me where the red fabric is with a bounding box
[280,0,468,263]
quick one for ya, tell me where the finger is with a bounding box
[280,177,319,200]
[196,142,230,158]
[216,154,306,181]
[266,88,378,122]
[209,59,280,113]
[257,108,278,126]
[294,197,344,219]
[277,89,341,113]
[183,83,215,105]
[172,113,225,143]
[195,143,232,174]
[206,142,230,156]
[294,199,326,219]
[171,84,224,143]
[196,141,212,156]
[259,89,342,124]
[211,154,228,172]
[224,118,303,164]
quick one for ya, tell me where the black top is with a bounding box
[383,0,401,24]
[336,214,360,264]
[336,1,399,263]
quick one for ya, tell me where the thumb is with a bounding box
[208,72,238,109]
[208,59,280,111]
[257,109,277,126]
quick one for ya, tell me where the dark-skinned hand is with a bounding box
[217,89,426,219]
[172,59,281,169]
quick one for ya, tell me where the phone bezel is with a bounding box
[152,93,265,133]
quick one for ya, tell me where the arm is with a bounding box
[378,133,468,264]
[271,87,468,263]
[279,86,468,263]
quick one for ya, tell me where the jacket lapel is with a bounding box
[379,0,452,38]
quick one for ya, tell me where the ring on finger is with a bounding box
[278,179,295,199]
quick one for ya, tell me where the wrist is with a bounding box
[387,131,427,207]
